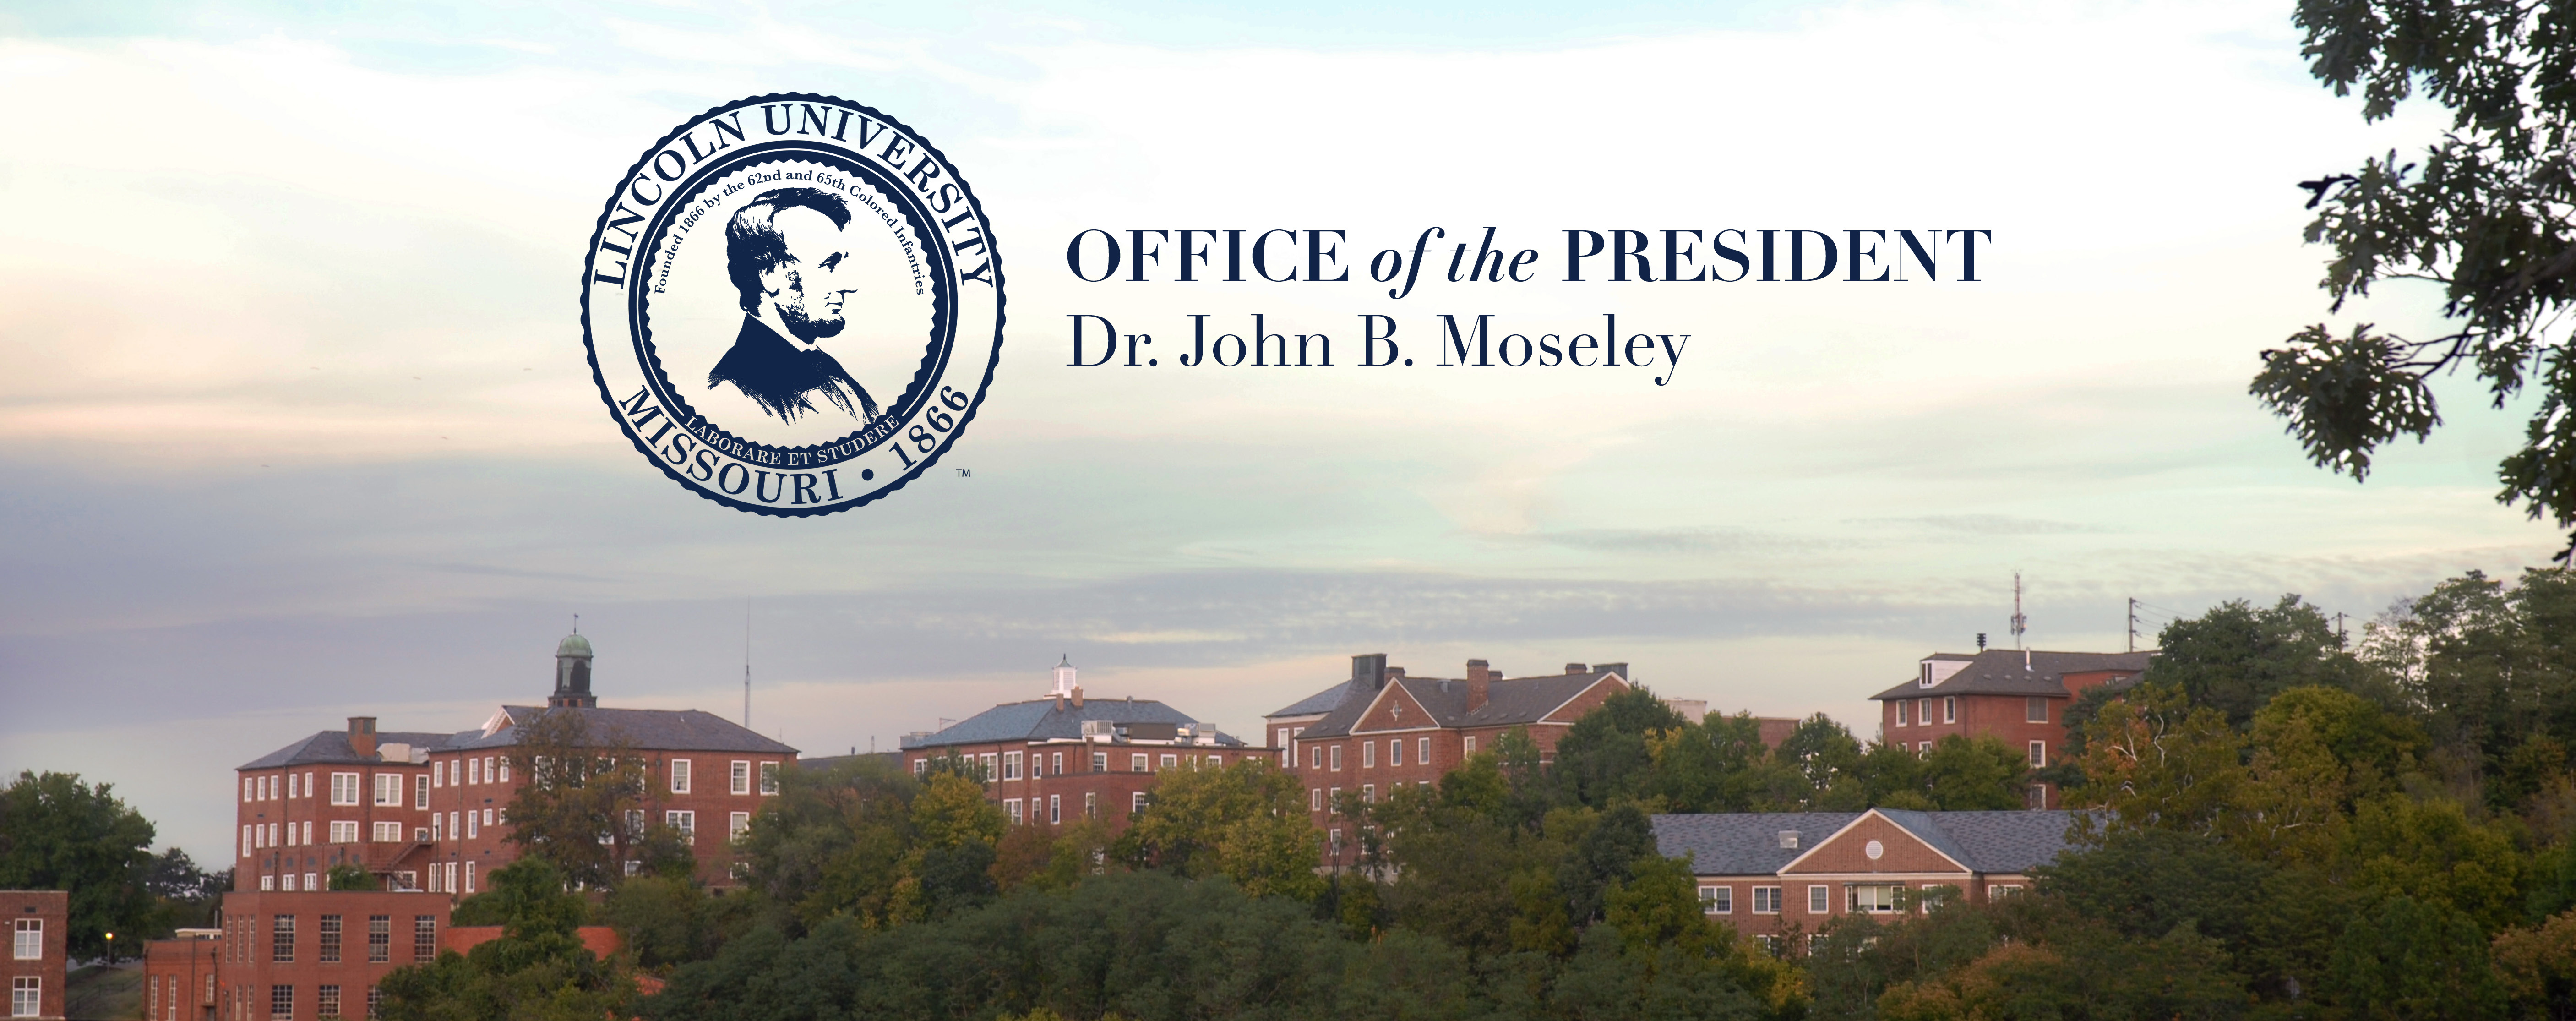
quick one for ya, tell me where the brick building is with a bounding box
[1652,809,2081,951]
[1869,649,2152,808]
[1270,654,1634,864]
[895,658,1267,830]
[235,631,797,895]
[141,893,624,1021]
[5,891,67,1021]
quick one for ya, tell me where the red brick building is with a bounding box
[1653,809,2081,951]
[1869,649,2152,808]
[236,632,796,895]
[5,891,67,1021]
[1269,655,1634,864]
[895,658,1270,830]
[142,893,623,1021]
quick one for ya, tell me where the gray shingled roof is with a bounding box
[1869,650,2155,701]
[1652,810,2088,875]
[439,706,798,755]
[1295,670,1621,739]
[237,731,461,770]
[1267,680,1362,719]
[896,697,1238,750]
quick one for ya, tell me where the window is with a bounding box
[1361,784,1375,803]
[414,775,428,809]
[982,753,997,778]
[1047,753,1061,779]
[269,985,292,1021]
[244,778,254,803]
[1919,885,1947,911]
[1362,741,1375,768]
[1699,886,1732,914]
[1329,745,1342,771]
[483,808,494,828]
[2026,784,2048,810]
[1808,885,1830,914]
[666,811,696,842]
[1917,699,1931,726]
[366,986,382,1021]
[431,814,442,841]
[1130,792,1147,814]
[318,985,340,1021]
[373,774,398,806]
[1848,885,1900,913]
[466,813,479,839]
[151,974,160,1019]
[319,915,342,963]
[1090,752,1107,773]
[1310,788,1322,810]
[2028,741,2047,767]
[372,821,402,843]
[413,917,438,961]
[468,758,480,785]
[1896,700,1908,725]
[1002,753,1021,781]
[1130,753,1147,772]
[670,759,691,793]
[272,915,295,962]
[759,762,779,794]
[1329,786,1340,812]
[1389,739,1402,766]
[261,874,275,891]
[367,916,390,963]
[243,825,253,858]
[1049,794,1061,824]
[1988,884,2023,899]
[2026,697,2048,723]
[497,757,510,783]
[1943,697,1956,724]
[732,760,752,795]
[330,821,359,844]
[1006,799,1024,824]
[912,758,927,776]
[1308,747,1321,769]
[284,873,299,892]
[303,821,314,845]
[1464,736,1477,754]
[730,811,751,839]
[1158,753,1177,770]
[1084,792,1097,818]
[463,862,475,893]
[11,978,35,1020]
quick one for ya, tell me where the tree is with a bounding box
[501,710,663,890]
[734,754,919,930]
[1548,687,1689,809]
[0,771,158,957]
[2325,895,2507,1020]
[379,859,637,1021]
[1116,759,1323,899]
[2491,908,2576,1021]
[2148,596,2377,727]
[2255,1,2576,554]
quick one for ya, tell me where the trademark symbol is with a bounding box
[955,468,972,477]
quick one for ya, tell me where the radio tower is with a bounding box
[2010,571,2028,650]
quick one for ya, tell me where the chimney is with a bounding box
[1465,659,1492,712]
[1072,686,1084,709]
[348,717,378,759]
[1351,653,1388,692]
[1564,662,1588,675]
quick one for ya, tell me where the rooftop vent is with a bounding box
[1081,720,1117,740]
[1777,830,1800,849]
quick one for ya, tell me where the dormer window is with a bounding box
[1777,830,1799,849]
[1919,662,1934,688]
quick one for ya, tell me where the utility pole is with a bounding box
[2128,598,2139,653]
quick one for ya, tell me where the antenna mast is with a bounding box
[2128,597,2139,653]
[742,606,752,729]
[2010,571,2028,650]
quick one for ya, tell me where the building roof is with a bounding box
[442,706,798,755]
[1869,649,2154,701]
[556,633,593,658]
[237,731,460,770]
[795,751,904,773]
[1268,679,1364,719]
[1292,669,1624,740]
[896,697,1240,750]
[1651,809,2087,875]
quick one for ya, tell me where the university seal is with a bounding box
[580,94,1003,516]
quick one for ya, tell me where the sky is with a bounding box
[0,0,2563,864]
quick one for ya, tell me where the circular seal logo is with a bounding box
[580,93,1003,516]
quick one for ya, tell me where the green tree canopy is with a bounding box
[0,771,159,957]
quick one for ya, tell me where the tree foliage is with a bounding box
[2257,0,2576,551]
[0,771,160,957]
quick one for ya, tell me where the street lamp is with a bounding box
[103,932,114,966]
